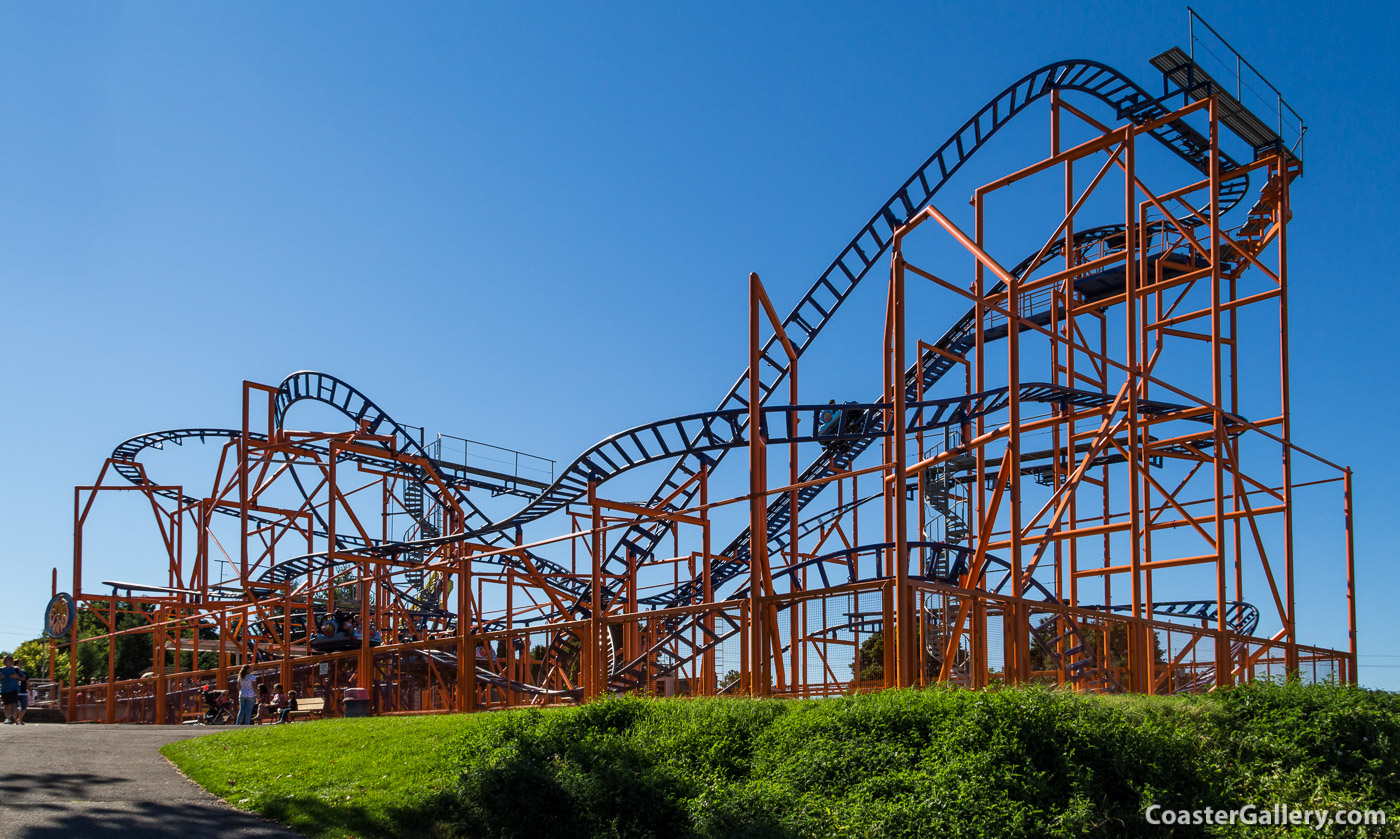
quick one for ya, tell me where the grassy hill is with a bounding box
[161,681,1399,838]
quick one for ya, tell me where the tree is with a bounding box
[852,628,950,684]
[530,644,547,682]
[326,570,358,608]
[1027,615,1165,681]
[3,600,168,685]
[855,632,884,682]
[6,638,59,681]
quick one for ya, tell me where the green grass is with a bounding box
[162,715,465,838]
[161,682,1400,838]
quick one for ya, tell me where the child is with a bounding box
[255,682,271,723]
[278,690,298,723]
[200,684,232,724]
[268,683,286,724]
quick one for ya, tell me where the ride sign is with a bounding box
[44,592,76,639]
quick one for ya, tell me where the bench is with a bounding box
[284,696,327,722]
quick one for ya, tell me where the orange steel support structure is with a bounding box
[50,55,1358,725]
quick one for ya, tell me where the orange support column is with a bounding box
[458,546,476,711]
[889,243,915,688]
[586,480,604,701]
[747,272,770,697]
[1344,470,1357,684]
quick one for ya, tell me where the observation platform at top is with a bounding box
[1148,10,1306,168]
[397,423,556,499]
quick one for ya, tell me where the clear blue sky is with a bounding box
[2,1,1396,687]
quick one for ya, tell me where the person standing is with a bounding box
[0,656,20,724]
[234,664,258,725]
[14,667,29,725]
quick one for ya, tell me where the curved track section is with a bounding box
[264,370,588,594]
[107,378,587,594]
[1085,600,1260,636]
[112,428,389,552]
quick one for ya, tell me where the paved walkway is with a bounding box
[0,724,299,839]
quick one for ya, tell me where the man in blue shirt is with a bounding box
[0,655,20,724]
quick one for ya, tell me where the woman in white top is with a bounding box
[235,664,258,725]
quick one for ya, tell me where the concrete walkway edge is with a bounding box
[0,724,300,839]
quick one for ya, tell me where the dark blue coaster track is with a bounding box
[106,55,1266,685]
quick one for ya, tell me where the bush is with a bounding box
[449,685,1379,838]
[165,681,1400,839]
[1209,680,1400,819]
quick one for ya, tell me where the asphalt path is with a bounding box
[0,723,299,839]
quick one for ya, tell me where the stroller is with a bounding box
[198,685,233,725]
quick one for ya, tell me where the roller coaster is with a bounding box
[47,27,1358,724]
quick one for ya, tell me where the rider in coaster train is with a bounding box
[817,400,864,449]
[817,400,843,438]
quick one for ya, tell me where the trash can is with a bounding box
[342,687,370,718]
